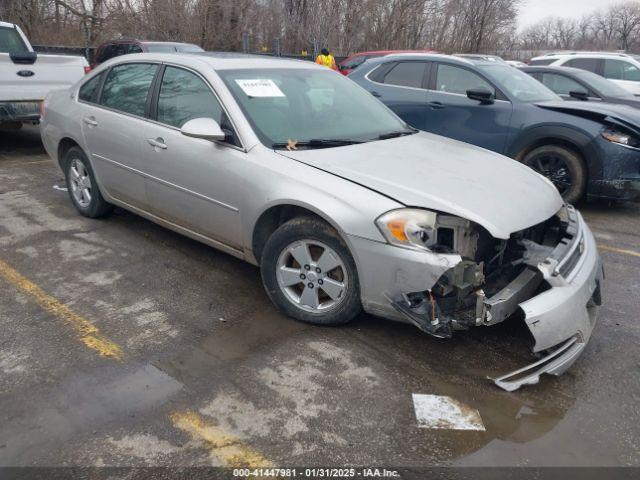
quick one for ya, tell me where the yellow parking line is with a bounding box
[0,258,123,360]
[171,410,273,468]
[599,245,640,258]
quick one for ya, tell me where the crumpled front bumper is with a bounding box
[348,207,603,392]
[493,210,603,391]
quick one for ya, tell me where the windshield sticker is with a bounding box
[235,79,285,98]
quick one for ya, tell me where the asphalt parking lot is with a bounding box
[1,125,639,470]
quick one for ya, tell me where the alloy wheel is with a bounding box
[276,239,348,313]
[528,153,572,195]
[69,158,92,208]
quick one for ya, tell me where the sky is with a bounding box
[518,0,622,28]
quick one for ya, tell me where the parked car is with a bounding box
[521,65,640,108]
[506,60,527,68]
[338,50,434,76]
[350,53,640,203]
[529,52,640,96]
[40,53,603,391]
[0,21,89,129]
[92,39,203,67]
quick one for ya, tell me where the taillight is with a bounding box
[39,99,46,119]
[84,66,92,74]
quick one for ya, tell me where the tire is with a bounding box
[261,216,362,326]
[63,146,113,218]
[521,145,587,204]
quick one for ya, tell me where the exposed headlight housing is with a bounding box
[601,126,640,149]
[375,209,437,251]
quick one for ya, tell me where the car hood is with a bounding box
[277,132,563,239]
[535,100,640,133]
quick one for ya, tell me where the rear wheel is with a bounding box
[522,145,586,203]
[261,216,361,325]
[64,146,112,218]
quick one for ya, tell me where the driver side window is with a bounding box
[157,66,224,129]
[156,66,239,145]
[541,73,588,96]
[435,64,495,96]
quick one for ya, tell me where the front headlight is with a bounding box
[601,126,640,149]
[375,208,437,251]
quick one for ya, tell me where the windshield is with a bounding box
[479,64,560,102]
[0,26,29,54]
[219,68,411,147]
[575,70,633,97]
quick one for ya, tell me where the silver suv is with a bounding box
[530,52,640,95]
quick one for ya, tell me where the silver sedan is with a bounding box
[40,53,603,391]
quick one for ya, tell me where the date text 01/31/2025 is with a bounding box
[233,468,400,477]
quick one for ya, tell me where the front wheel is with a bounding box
[261,216,361,325]
[522,145,587,203]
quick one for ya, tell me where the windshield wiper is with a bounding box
[272,138,364,149]
[377,128,418,140]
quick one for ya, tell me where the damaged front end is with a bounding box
[387,205,603,391]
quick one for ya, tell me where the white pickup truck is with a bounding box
[0,21,89,129]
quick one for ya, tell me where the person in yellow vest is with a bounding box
[316,48,337,70]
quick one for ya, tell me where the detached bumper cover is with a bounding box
[0,101,41,123]
[493,209,603,391]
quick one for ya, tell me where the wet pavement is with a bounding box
[1,126,639,468]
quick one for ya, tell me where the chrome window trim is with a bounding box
[364,63,429,93]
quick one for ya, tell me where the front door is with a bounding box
[424,62,513,154]
[141,65,244,249]
[80,62,158,208]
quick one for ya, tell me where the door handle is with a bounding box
[428,101,445,110]
[147,137,167,150]
[371,91,381,98]
[82,116,98,126]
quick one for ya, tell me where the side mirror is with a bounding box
[467,88,494,104]
[180,117,226,141]
[569,90,589,101]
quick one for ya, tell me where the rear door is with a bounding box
[80,62,158,208]
[424,62,513,154]
[365,60,429,130]
[140,64,244,248]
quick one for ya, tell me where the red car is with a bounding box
[338,49,436,75]
[92,39,204,68]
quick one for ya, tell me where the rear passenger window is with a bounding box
[383,62,426,88]
[565,58,600,73]
[78,72,104,103]
[604,59,640,81]
[435,64,495,95]
[100,63,157,117]
[157,66,223,129]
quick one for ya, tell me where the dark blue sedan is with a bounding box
[350,54,640,203]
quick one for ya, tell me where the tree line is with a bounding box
[0,0,639,58]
